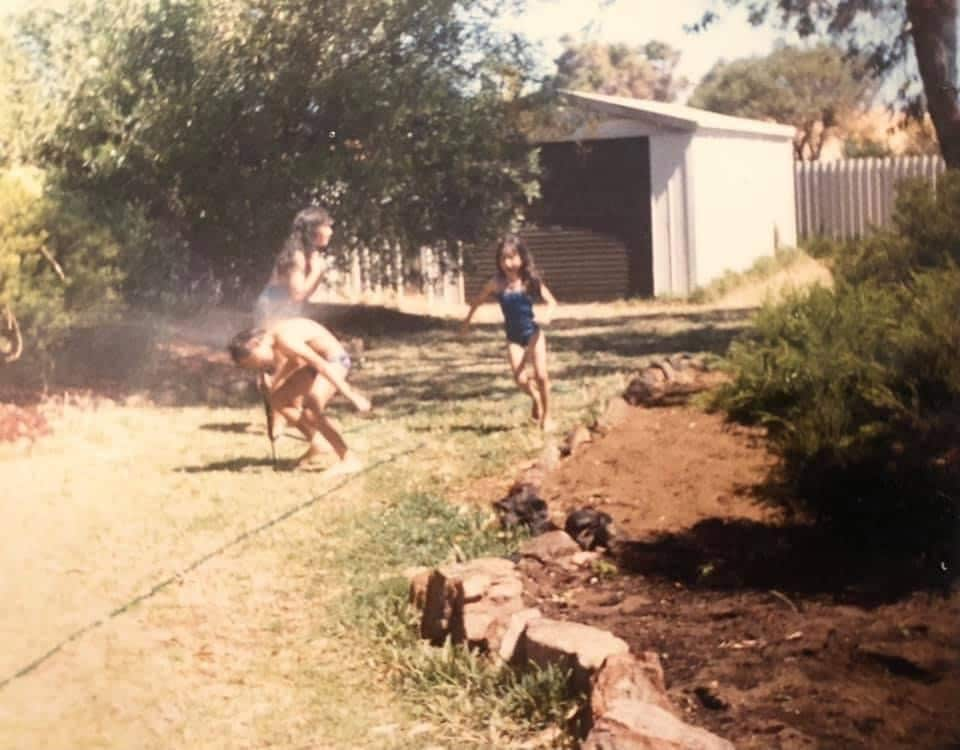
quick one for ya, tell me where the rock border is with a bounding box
[406,355,736,748]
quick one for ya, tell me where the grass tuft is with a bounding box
[333,493,581,748]
[688,246,807,304]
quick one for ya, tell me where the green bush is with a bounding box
[92,200,191,312]
[0,168,127,366]
[832,174,960,285]
[713,175,960,562]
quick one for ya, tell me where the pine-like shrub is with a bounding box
[713,175,960,564]
[833,173,960,285]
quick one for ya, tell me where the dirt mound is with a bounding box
[543,406,778,538]
[529,401,960,750]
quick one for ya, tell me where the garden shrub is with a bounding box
[832,173,960,285]
[0,168,127,369]
[713,174,960,565]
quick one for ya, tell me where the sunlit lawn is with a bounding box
[0,305,748,749]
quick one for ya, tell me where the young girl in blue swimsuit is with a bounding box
[461,234,557,431]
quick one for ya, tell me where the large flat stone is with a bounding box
[464,598,527,653]
[519,530,582,562]
[515,617,629,691]
[592,652,673,716]
[584,700,735,750]
[497,607,543,664]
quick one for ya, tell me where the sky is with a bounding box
[495,0,799,99]
[0,0,796,94]
[1,0,910,102]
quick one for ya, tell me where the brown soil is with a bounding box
[524,403,960,750]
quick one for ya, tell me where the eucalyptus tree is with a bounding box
[690,44,876,160]
[688,0,960,167]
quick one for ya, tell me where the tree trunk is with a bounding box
[907,0,960,167]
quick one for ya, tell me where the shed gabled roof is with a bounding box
[559,90,796,140]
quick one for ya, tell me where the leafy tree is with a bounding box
[689,44,875,160]
[9,0,541,296]
[689,0,960,168]
[843,136,893,158]
[551,37,687,100]
[527,38,687,139]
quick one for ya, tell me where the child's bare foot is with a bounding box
[321,452,364,478]
[539,417,556,433]
[350,392,372,413]
[295,442,332,467]
[529,394,542,424]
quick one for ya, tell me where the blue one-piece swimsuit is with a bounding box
[498,287,539,346]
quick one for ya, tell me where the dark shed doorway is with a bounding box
[530,137,654,297]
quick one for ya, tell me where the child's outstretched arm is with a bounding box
[538,282,557,325]
[274,334,371,412]
[460,279,497,335]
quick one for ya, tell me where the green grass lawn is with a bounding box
[0,306,749,749]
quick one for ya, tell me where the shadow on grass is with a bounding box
[612,516,955,606]
[176,456,287,473]
[406,422,515,435]
[199,422,255,434]
[6,305,752,412]
[547,321,744,362]
[357,308,751,415]
[308,302,457,337]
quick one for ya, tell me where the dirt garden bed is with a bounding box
[517,399,960,749]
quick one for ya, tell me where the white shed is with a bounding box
[540,90,798,297]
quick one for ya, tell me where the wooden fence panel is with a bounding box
[795,156,946,241]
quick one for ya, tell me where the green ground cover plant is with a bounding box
[712,175,960,569]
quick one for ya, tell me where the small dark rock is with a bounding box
[694,685,730,711]
[493,483,557,535]
[565,508,614,550]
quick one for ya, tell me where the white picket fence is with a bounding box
[316,242,465,305]
[795,155,946,241]
[321,155,950,305]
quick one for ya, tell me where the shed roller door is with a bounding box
[463,228,629,303]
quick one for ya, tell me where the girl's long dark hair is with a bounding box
[274,206,332,276]
[495,233,542,298]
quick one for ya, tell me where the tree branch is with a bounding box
[1,305,23,364]
[38,245,67,282]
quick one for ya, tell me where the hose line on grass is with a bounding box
[0,444,423,692]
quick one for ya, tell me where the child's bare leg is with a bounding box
[270,369,318,445]
[260,353,305,438]
[528,330,552,431]
[507,341,541,421]
[294,365,354,468]
[308,412,363,477]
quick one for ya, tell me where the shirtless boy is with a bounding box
[228,318,370,473]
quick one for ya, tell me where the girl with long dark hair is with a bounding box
[461,234,557,431]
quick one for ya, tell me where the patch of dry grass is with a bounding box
[0,304,744,748]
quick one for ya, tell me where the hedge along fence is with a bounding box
[795,155,946,241]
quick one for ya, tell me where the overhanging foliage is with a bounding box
[9,0,541,294]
